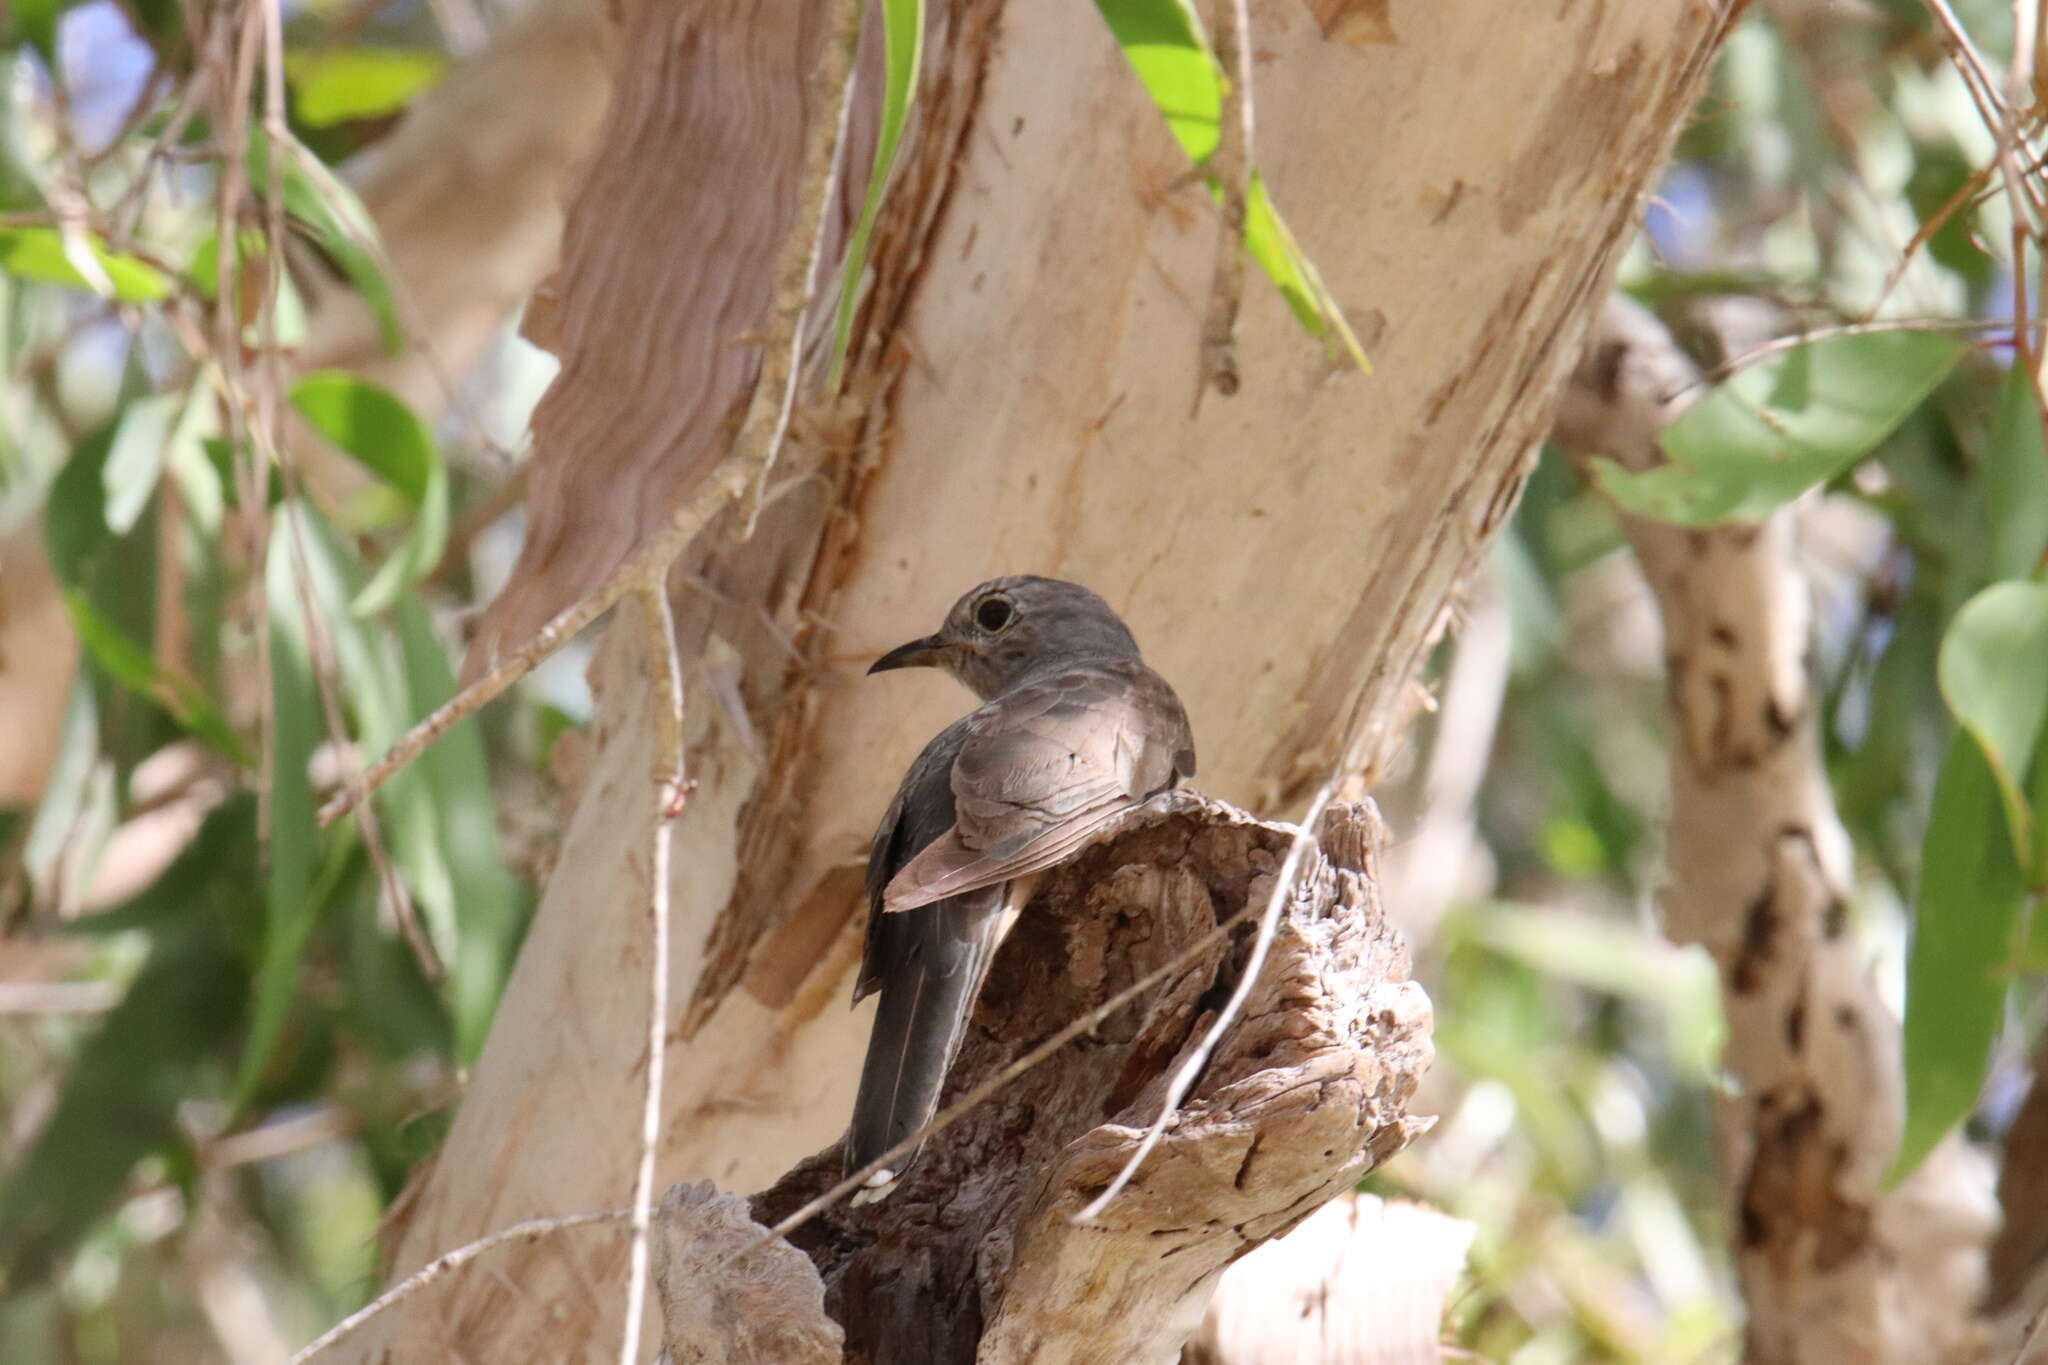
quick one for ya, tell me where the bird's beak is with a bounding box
[868,634,949,675]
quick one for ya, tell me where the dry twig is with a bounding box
[617,585,688,1365]
[1194,0,1253,408]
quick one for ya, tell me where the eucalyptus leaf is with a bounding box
[288,370,449,614]
[236,517,326,1103]
[1937,580,2048,866]
[1894,729,2027,1182]
[828,0,923,388]
[1593,331,1967,526]
[287,48,448,127]
[0,227,171,302]
[1091,0,1367,371]
[1986,363,2048,580]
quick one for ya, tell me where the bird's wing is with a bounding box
[880,661,1193,913]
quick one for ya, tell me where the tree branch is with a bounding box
[1552,294,1994,1365]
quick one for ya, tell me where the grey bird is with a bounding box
[846,575,1196,1198]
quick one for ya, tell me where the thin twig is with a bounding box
[1680,314,2048,395]
[285,1209,628,1364]
[319,0,868,829]
[1194,0,1252,410]
[734,0,863,540]
[618,585,688,1365]
[1074,779,1338,1223]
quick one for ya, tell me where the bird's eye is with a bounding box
[974,596,1015,632]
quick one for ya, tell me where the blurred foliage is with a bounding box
[0,1,549,1357]
[0,0,2045,1363]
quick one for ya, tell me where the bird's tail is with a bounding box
[845,888,1014,1201]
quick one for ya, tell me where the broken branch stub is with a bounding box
[735,794,1432,1365]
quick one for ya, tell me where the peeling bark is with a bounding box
[352,0,1733,1357]
[1552,296,1994,1365]
[656,797,1431,1365]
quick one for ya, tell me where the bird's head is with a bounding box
[868,575,1143,700]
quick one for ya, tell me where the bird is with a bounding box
[845,575,1197,1201]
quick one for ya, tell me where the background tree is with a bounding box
[3,0,2048,1362]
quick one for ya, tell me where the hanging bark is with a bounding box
[341,0,1736,1358]
[1551,295,1994,1365]
[653,796,1430,1365]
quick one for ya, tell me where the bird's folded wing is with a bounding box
[880,665,1186,913]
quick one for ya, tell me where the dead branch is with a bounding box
[653,1182,843,1365]
[1552,294,1994,1365]
[725,795,1431,1365]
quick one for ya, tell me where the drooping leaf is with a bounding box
[1091,0,1368,371]
[288,370,449,614]
[249,131,402,352]
[1985,363,2048,581]
[1093,0,1220,161]
[0,226,172,302]
[289,370,435,500]
[394,599,528,1059]
[286,48,448,128]
[236,517,326,1103]
[1937,580,2048,866]
[828,0,924,388]
[1592,331,1968,526]
[0,807,256,1285]
[1894,729,2028,1182]
[45,425,247,762]
[102,383,210,535]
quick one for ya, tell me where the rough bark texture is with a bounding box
[1183,1194,1472,1365]
[652,1182,844,1365]
[351,0,1733,1357]
[1552,295,1994,1365]
[714,796,1430,1365]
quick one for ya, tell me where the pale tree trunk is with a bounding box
[1552,296,1997,1365]
[343,0,1735,1359]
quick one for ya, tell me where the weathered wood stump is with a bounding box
[655,794,1432,1365]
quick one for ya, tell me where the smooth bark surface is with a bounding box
[350,0,1733,1357]
[1552,296,1994,1365]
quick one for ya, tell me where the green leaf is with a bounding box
[1593,332,1968,526]
[1986,364,2048,580]
[289,370,435,501]
[1937,581,2048,867]
[103,382,210,535]
[236,517,325,1103]
[0,226,172,302]
[45,425,247,762]
[249,130,403,352]
[1091,0,1368,372]
[0,809,254,1285]
[10,0,69,62]
[393,600,529,1059]
[286,48,448,128]
[288,371,449,614]
[828,0,924,389]
[1094,0,1220,162]
[1895,730,2028,1182]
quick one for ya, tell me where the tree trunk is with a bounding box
[1552,296,1995,1365]
[342,0,1734,1358]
